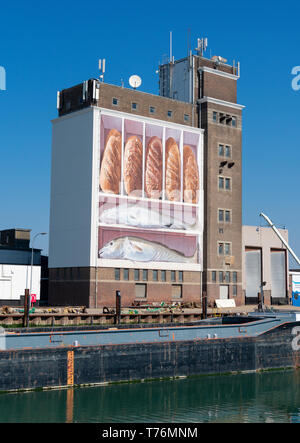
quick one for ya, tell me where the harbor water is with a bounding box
[1,369,300,423]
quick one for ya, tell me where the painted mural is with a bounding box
[98,111,203,268]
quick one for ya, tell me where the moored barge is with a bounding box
[1,310,300,392]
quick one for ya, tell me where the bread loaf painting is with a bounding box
[99,129,122,194]
[123,135,143,195]
[183,145,199,203]
[144,136,163,199]
[165,137,181,201]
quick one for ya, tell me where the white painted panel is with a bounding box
[49,108,95,268]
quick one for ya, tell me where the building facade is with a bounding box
[49,46,244,308]
[0,229,42,306]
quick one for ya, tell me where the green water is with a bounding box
[1,370,300,423]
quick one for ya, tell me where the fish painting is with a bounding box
[98,236,198,263]
[99,203,198,231]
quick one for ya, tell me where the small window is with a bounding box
[171,270,176,282]
[225,210,231,222]
[225,271,230,283]
[233,285,237,296]
[219,177,224,189]
[153,270,158,281]
[218,144,224,156]
[233,272,237,283]
[219,271,223,283]
[178,271,183,282]
[226,115,232,126]
[135,283,147,298]
[219,113,225,124]
[123,268,129,280]
[167,110,173,118]
[218,243,224,255]
[212,271,216,282]
[184,114,189,122]
[225,178,231,190]
[213,111,218,122]
[134,269,139,281]
[218,209,224,222]
[112,97,118,106]
[232,117,237,127]
[115,268,120,281]
[131,102,138,110]
[225,145,231,158]
[161,270,166,282]
[142,269,148,281]
[149,106,156,114]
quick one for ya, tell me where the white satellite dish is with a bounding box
[129,75,142,89]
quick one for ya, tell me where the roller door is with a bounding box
[271,250,286,298]
[245,249,261,298]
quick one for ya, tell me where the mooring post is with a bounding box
[23,289,29,327]
[115,290,121,325]
[202,291,207,319]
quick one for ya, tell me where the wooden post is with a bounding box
[115,291,121,325]
[23,289,29,327]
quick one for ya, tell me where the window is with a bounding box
[225,210,231,222]
[218,242,231,255]
[123,268,129,280]
[172,284,182,299]
[161,270,166,282]
[149,106,156,114]
[225,145,231,158]
[219,271,223,283]
[131,102,138,110]
[218,209,224,222]
[218,144,224,156]
[178,271,183,282]
[212,271,216,282]
[225,178,231,190]
[225,271,230,283]
[184,114,189,122]
[112,97,118,106]
[219,113,225,124]
[167,110,173,118]
[153,270,158,281]
[171,271,176,282]
[232,116,237,127]
[142,269,148,281]
[219,177,224,189]
[135,283,147,298]
[233,285,237,296]
[134,269,139,281]
[233,272,237,283]
[213,111,218,122]
[115,268,120,280]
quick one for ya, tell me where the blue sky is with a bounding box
[0,0,299,266]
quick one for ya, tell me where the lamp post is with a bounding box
[27,232,47,327]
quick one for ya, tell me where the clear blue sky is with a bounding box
[0,0,299,267]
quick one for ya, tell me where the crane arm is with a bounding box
[260,212,300,266]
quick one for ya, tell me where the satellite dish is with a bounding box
[129,75,142,89]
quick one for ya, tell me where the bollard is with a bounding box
[115,290,121,325]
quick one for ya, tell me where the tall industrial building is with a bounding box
[49,40,244,307]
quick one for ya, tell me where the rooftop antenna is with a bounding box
[129,75,142,89]
[170,31,173,63]
[195,38,208,57]
[99,58,106,82]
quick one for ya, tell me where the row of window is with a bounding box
[112,98,190,122]
[115,268,183,282]
[211,270,238,283]
[213,111,237,127]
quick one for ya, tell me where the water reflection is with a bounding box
[0,370,300,423]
